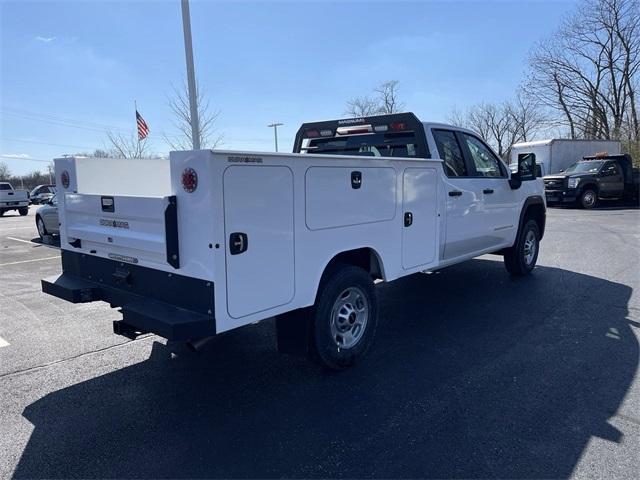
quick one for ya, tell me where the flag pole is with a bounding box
[181,0,200,150]
[135,99,140,154]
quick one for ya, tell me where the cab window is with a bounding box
[433,129,468,177]
[462,134,504,178]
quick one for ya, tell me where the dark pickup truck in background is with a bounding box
[543,154,639,209]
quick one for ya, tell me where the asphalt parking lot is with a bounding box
[1,206,639,479]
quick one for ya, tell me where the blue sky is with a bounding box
[1,0,576,176]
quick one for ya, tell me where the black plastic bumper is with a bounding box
[545,190,578,203]
[42,250,216,341]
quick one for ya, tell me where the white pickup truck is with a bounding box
[42,113,545,370]
[0,182,29,216]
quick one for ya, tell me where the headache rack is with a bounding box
[292,112,431,158]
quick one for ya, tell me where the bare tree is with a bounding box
[345,96,380,117]
[447,96,545,158]
[345,80,404,116]
[164,81,223,151]
[0,162,11,180]
[374,80,404,114]
[105,131,151,159]
[525,0,639,144]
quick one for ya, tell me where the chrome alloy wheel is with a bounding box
[330,286,369,349]
[582,191,596,208]
[523,229,537,266]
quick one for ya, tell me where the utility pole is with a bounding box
[267,122,283,152]
[181,0,200,150]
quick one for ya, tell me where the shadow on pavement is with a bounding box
[15,259,637,478]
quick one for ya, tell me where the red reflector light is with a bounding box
[390,122,407,131]
[305,130,320,138]
[60,170,70,189]
[181,167,198,193]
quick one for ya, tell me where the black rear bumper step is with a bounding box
[42,250,216,341]
[43,273,215,341]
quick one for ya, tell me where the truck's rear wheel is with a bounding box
[19,207,28,216]
[310,265,378,370]
[504,219,540,276]
[580,189,598,209]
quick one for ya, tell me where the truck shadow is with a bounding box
[14,260,637,478]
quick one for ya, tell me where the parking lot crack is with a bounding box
[0,334,155,379]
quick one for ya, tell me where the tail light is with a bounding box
[390,122,407,131]
[181,167,198,193]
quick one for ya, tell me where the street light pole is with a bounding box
[181,0,200,150]
[267,122,283,152]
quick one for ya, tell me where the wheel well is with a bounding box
[523,203,546,240]
[324,248,384,281]
[581,183,598,194]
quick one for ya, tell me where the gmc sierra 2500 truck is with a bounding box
[42,113,545,370]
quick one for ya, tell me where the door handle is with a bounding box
[229,232,248,255]
[404,212,413,227]
[448,191,462,197]
[483,189,494,194]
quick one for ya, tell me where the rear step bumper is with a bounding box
[42,251,215,341]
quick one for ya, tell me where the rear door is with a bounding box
[223,165,295,319]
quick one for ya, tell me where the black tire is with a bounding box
[309,264,378,371]
[18,207,28,216]
[580,188,598,209]
[0,209,4,217]
[36,215,47,239]
[504,219,540,276]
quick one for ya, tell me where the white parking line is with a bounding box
[5,236,60,250]
[0,256,60,267]
[0,337,9,348]
[1,226,36,231]
[6,236,36,245]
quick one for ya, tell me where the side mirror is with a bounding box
[509,153,536,189]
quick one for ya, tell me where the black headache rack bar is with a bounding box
[42,250,215,341]
[293,112,431,158]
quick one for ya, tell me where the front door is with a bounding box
[432,129,489,259]
[458,133,518,248]
[599,161,624,197]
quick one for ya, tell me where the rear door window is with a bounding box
[432,129,468,177]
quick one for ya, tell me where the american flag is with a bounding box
[136,110,149,140]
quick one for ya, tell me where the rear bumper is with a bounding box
[42,250,216,341]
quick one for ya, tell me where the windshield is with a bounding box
[304,132,418,158]
[564,161,604,174]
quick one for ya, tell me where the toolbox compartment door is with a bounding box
[402,167,438,269]
[223,165,295,319]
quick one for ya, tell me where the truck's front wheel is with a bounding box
[310,265,378,370]
[504,219,540,276]
[580,188,598,209]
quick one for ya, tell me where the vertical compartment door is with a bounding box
[224,166,295,318]
[402,168,438,269]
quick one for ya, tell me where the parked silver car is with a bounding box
[30,184,57,205]
[35,195,59,238]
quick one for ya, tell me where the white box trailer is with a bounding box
[509,139,621,177]
[43,113,546,370]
